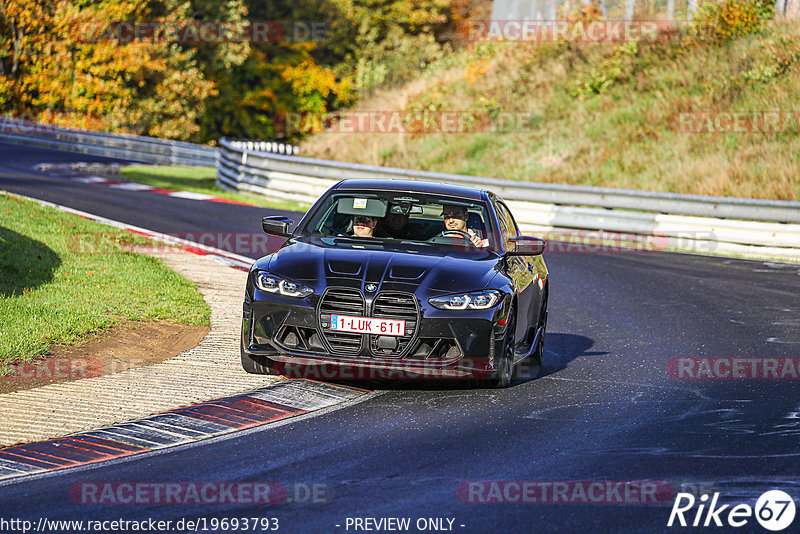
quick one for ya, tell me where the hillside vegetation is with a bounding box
[301,0,800,200]
[0,0,474,143]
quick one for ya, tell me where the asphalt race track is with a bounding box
[2,142,800,533]
[0,142,298,239]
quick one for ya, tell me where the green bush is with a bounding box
[354,30,450,95]
[570,42,640,98]
[742,35,800,83]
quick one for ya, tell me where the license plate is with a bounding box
[329,315,405,337]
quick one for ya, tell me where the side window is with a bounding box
[495,205,508,238]
[495,201,519,247]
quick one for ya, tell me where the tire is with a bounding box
[532,287,548,366]
[484,303,516,388]
[240,345,274,374]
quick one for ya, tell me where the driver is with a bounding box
[352,215,377,238]
[441,205,489,248]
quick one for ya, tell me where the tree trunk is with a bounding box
[687,0,699,20]
[624,0,635,20]
[547,0,557,21]
[11,21,22,77]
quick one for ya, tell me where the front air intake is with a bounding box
[319,287,365,354]
[370,292,419,357]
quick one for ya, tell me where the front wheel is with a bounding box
[532,287,548,366]
[241,346,275,374]
[483,304,516,388]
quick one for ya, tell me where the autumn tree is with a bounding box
[1,0,465,142]
[197,0,355,142]
[0,0,225,139]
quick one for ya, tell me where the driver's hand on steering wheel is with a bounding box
[461,228,489,248]
[466,231,485,248]
[441,229,488,247]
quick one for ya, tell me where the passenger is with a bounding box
[383,203,415,240]
[352,215,377,238]
[441,205,489,248]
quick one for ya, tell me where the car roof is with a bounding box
[331,179,487,202]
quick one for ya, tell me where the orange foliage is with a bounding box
[0,0,215,140]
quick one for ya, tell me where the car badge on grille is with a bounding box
[365,283,377,293]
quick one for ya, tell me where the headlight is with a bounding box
[254,272,313,298]
[429,290,502,310]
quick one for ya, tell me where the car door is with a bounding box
[494,200,537,345]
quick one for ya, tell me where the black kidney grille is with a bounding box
[370,292,418,357]
[319,287,365,354]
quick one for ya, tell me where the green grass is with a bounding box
[120,165,309,212]
[301,16,800,201]
[0,193,210,371]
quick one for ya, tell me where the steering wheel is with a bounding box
[324,225,347,237]
[440,230,472,239]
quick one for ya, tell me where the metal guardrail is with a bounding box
[1,121,796,258]
[0,119,218,167]
[217,137,800,223]
[216,137,800,259]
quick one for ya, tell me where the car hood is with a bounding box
[263,236,503,293]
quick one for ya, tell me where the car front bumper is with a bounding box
[241,290,511,380]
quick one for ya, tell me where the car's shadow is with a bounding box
[0,226,61,296]
[510,333,607,386]
[316,333,605,391]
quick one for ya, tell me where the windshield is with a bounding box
[299,191,497,251]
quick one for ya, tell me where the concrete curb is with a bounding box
[0,380,366,483]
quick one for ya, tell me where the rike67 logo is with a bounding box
[668,490,796,531]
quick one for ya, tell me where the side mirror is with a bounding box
[262,216,294,237]
[507,236,545,256]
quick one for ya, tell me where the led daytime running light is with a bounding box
[255,272,313,298]
[428,290,501,310]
